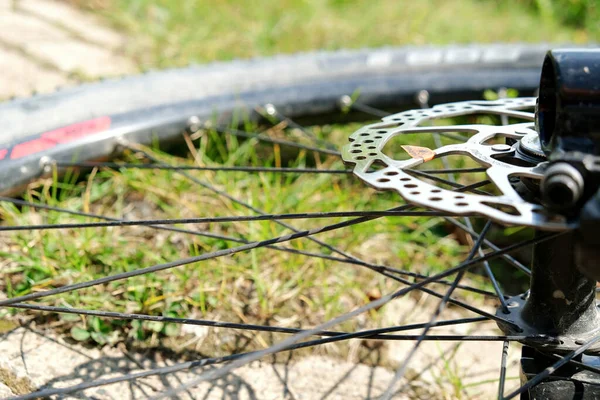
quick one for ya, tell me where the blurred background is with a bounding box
[1,0,597,99]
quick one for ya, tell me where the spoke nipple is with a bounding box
[339,95,353,108]
[115,136,129,147]
[187,116,202,133]
[492,144,512,152]
[532,334,559,343]
[498,87,508,99]
[39,156,53,173]
[416,90,430,107]
[264,103,277,116]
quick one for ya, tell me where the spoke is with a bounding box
[498,341,510,399]
[444,218,531,276]
[498,88,510,126]
[150,231,561,399]
[419,102,510,313]
[435,123,507,311]
[351,96,518,309]
[483,259,509,313]
[0,210,470,232]
[0,208,409,306]
[503,334,600,399]
[432,125,508,311]
[348,101,390,118]
[126,144,498,276]
[344,255,502,299]
[408,169,492,196]
[437,132,471,142]
[420,167,488,174]
[348,101,469,142]
[549,353,600,375]
[3,96,550,400]
[0,205,534,307]
[381,220,493,400]
[375,266,518,329]
[427,94,513,314]
[0,197,498,300]
[131,145,382,266]
[212,125,340,156]
[280,335,537,341]
[351,96,529,288]
[463,219,509,313]
[1,197,516,326]
[258,105,338,151]
[12,232,558,400]
[452,179,493,194]
[55,161,350,174]
[11,328,535,400]
[10,302,487,339]
[0,217,559,311]
[422,106,511,314]
[0,196,259,241]
[0,227,519,329]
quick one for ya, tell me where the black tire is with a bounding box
[0,44,554,194]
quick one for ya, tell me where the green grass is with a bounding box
[0,116,497,352]
[75,0,593,69]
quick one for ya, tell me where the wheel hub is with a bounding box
[496,294,600,354]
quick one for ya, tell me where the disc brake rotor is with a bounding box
[342,98,572,231]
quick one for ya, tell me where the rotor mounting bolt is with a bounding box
[492,144,511,152]
[264,103,277,116]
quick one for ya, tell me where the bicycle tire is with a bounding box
[0,43,556,195]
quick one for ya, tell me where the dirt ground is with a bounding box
[0,296,521,399]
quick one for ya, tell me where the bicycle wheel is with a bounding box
[0,44,583,399]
